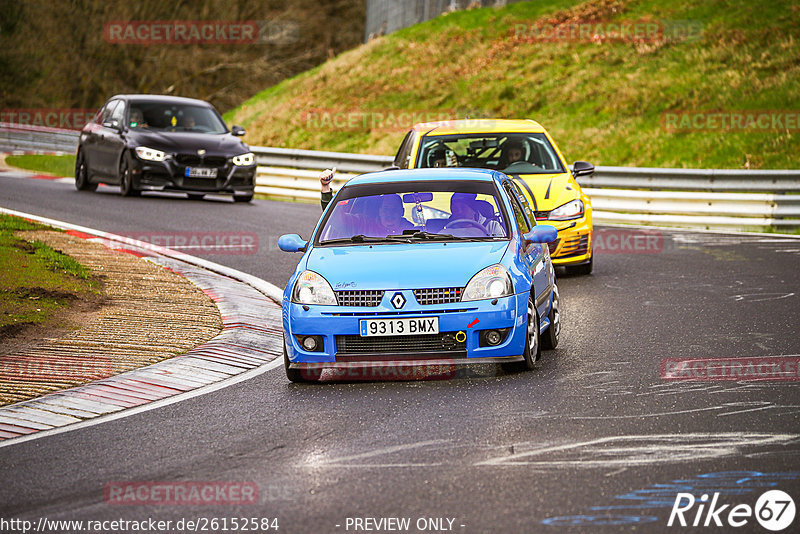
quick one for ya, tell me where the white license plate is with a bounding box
[185,167,218,178]
[359,317,439,337]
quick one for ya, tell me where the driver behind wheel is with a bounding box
[499,139,525,169]
[447,193,505,236]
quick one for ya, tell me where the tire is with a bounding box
[119,154,140,197]
[566,255,593,276]
[74,149,97,192]
[187,193,205,201]
[502,295,540,373]
[284,339,321,383]
[233,193,253,203]
[541,285,560,350]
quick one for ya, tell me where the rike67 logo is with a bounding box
[669,490,795,531]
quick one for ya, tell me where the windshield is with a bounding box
[416,132,565,174]
[316,181,509,245]
[127,101,228,134]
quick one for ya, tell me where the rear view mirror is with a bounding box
[278,234,308,253]
[572,161,594,177]
[103,119,121,130]
[525,225,558,245]
[231,125,246,136]
[402,192,433,203]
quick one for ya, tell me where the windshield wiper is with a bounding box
[320,234,410,245]
[406,231,457,240]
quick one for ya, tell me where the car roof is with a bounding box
[108,94,214,107]
[346,167,501,186]
[411,118,547,135]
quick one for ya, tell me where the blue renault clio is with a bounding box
[278,168,560,382]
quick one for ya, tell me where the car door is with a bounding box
[94,99,124,178]
[82,102,112,177]
[504,181,551,319]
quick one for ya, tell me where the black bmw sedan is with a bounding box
[75,94,256,202]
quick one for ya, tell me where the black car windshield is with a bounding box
[416,133,565,174]
[127,102,228,134]
[316,181,509,245]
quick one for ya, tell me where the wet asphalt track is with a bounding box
[1,171,799,533]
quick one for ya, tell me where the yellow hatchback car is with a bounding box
[392,119,594,274]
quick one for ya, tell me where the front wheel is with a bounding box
[502,295,540,373]
[541,285,560,350]
[119,155,140,197]
[75,150,97,192]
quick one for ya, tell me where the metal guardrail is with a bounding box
[2,124,798,230]
[0,122,79,153]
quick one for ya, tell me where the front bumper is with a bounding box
[283,291,530,366]
[131,156,256,195]
[545,216,593,266]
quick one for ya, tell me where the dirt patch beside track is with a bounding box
[0,230,223,406]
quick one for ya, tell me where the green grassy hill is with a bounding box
[225,0,799,169]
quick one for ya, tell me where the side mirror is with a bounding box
[525,225,558,246]
[278,234,308,253]
[103,119,121,131]
[572,161,594,178]
[231,125,246,137]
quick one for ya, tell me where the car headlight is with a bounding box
[135,146,167,162]
[462,264,513,301]
[232,152,254,166]
[292,270,337,305]
[548,199,584,221]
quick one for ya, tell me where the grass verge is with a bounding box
[5,154,76,177]
[0,214,97,336]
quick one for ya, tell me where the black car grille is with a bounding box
[413,287,463,305]
[336,290,384,307]
[183,178,221,190]
[548,239,560,255]
[336,332,466,354]
[174,154,228,167]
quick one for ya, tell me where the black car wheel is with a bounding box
[284,338,321,383]
[541,285,560,350]
[502,294,540,373]
[119,155,140,197]
[74,150,97,192]
[187,193,205,201]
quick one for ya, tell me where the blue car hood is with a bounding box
[305,241,510,291]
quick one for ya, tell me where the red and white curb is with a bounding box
[0,208,286,448]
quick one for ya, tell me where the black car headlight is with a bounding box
[135,146,167,162]
[232,152,255,166]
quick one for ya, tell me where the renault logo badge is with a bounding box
[391,292,406,309]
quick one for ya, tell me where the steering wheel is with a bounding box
[504,160,537,172]
[443,219,488,234]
